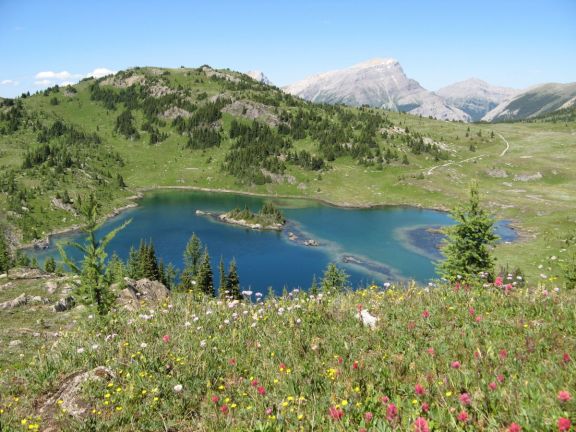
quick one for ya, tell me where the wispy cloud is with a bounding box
[33,70,83,87]
[1,79,20,86]
[86,67,116,79]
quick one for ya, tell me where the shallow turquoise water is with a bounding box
[29,190,516,294]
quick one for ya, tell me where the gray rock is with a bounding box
[40,366,115,419]
[53,296,76,312]
[8,267,49,280]
[9,339,22,348]
[116,278,170,311]
[0,293,47,309]
[45,281,58,294]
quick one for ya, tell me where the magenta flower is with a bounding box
[558,390,572,403]
[364,411,373,423]
[507,423,521,432]
[457,411,469,422]
[558,417,571,431]
[459,393,472,406]
[413,417,430,432]
[162,334,170,343]
[415,384,426,396]
[386,403,398,421]
[451,361,461,369]
[328,406,344,421]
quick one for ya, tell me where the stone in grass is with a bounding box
[116,278,169,311]
[53,296,76,312]
[40,366,115,419]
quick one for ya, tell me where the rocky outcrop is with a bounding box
[8,267,50,280]
[39,367,115,419]
[116,278,170,311]
[0,293,49,310]
[51,198,77,215]
[221,100,281,126]
[53,296,76,312]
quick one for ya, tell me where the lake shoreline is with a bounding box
[18,185,526,252]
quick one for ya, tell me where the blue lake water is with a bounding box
[29,190,517,294]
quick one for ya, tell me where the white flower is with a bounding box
[255,292,263,298]
[140,342,148,348]
[173,384,183,393]
[91,344,99,351]
[88,314,94,319]
[200,340,207,348]
[206,310,213,315]
[224,319,230,325]
[554,287,560,293]
[76,347,85,354]
[296,318,301,325]
[251,322,257,328]
[241,290,253,296]
[193,316,199,322]
[184,321,192,327]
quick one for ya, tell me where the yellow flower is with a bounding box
[341,400,348,406]
[298,414,304,420]
[21,419,28,425]
[412,399,418,404]
[230,403,237,408]
[354,386,360,393]
[445,391,453,397]
[115,406,123,411]
[287,396,294,401]
[282,401,289,407]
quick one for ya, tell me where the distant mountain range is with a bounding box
[279,58,574,123]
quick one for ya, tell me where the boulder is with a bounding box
[40,366,115,419]
[8,267,49,280]
[8,339,22,348]
[117,278,169,311]
[53,296,76,312]
[0,293,49,310]
[45,281,58,294]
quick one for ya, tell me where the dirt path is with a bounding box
[426,154,487,175]
[497,133,510,157]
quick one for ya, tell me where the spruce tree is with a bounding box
[225,258,241,300]
[196,248,214,297]
[0,228,11,273]
[321,263,349,292]
[310,274,319,296]
[58,194,130,315]
[44,256,56,273]
[437,182,498,282]
[126,246,141,279]
[218,256,227,298]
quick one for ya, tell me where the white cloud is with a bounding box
[86,67,116,79]
[34,79,52,86]
[35,70,74,80]
[1,79,19,86]
[59,81,75,86]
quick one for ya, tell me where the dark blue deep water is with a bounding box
[28,190,517,294]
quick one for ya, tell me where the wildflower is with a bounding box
[162,335,170,343]
[562,353,571,363]
[228,358,236,366]
[328,406,344,421]
[257,386,266,396]
[265,407,273,415]
[557,390,571,402]
[558,417,571,431]
[468,307,475,316]
[211,395,219,404]
[364,411,373,423]
[353,360,359,370]
[220,404,229,414]
[459,393,472,405]
[251,379,259,387]
[497,374,505,383]
[338,356,343,364]
[451,361,461,369]
[380,395,390,403]
[421,402,430,413]
[415,384,426,396]
[488,382,497,391]
[173,384,183,393]
[427,347,435,356]
[413,417,430,432]
[200,340,206,348]
[495,276,503,287]
[457,411,469,422]
[140,342,148,348]
[507,423,521,432]
[386,403,398,421]
[76,348,85,354]
[422,310,430,318]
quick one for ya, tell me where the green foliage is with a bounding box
[126,239,161,281]
[115,110,140,139]
[44,256,56,273]
[196,248,214,297]
[0,228,11,272]
[321,263,349,292]
[57,194,131,315]
[180,233,203,291]
[437,183,498,282]
[225,258,241,300]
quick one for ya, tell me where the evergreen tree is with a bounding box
[196,248,214,297]
[58,194,131,315]
[141,240,161,281]
[321,263,349,292]
[225,258,241,300]
[218,256,227,298]
[126,246,141,279]
[107,252,125,284]
[181,233,203,291]
[310,274,319,296]
[44,256,56,273]
[0,228,11,273]
[437,182,498,282]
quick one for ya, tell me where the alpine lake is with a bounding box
[29,190,517,295]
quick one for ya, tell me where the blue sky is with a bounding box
[1,0,574,97]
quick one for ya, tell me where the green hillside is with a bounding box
[0,65,575,282]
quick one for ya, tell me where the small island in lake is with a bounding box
[197,202,286,231]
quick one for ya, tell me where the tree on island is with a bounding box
[437,182,498,282]
[58,193,131,315]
